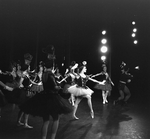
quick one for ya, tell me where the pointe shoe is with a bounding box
[73,115,79,120]
[103,101,105,104]
[90,111,94,119]
[24,124,33,129]
[105,100,108,103]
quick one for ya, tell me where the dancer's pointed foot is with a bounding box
[73,115,79,120]
[90,111,94,119]
[105,100,108,103]
[24,124,33,129]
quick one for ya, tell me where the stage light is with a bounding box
[132,21,136,25]
[133,28,137,32]
[101,38,107,44]
[100,46,108,53]
[102,30,106,35]
[133,40,138,44]
[101,55,106,61]
[131,33,136,37]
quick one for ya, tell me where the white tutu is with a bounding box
[67,84,94,97]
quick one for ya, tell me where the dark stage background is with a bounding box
[0,0,150,99]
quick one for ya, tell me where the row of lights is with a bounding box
[100,30,108,62]
[131,21,138,44]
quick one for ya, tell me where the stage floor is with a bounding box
[0,93,150,139]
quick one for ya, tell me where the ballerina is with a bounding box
[67,64,105,119]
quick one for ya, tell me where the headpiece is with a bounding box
[120,61,128,71]
[82,61,87,66]
[39,61,45,67]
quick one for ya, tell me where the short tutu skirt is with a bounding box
[67,84,94,97]
[94,82,112,91]
[20,91,73,118]
[30,84,44,93]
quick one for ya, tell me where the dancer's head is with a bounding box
[79,65,87,73]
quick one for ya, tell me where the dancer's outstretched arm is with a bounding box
[88,78,105,85]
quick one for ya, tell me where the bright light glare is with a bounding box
[132,33,136,37]
[133,40,138,44]
[100,46,108,53]
[101,39,107,44]
[132,21,136,25]
[101,56,106,61]
[102,30,106,35]
[133,28,137,32]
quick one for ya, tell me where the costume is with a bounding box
[67,75,94,97]
[20,71,73,118]
[118,72,132,91]
[30,72,44,93]
[94,72,112,91]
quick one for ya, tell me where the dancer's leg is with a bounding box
[50,114,59,139]
[17,110,24,126]
[24,114,33,128]
[105,91,109,103]
[102,91,106,104]
[118,90,124,101]
[73,98,82,119]
[41,116,50,139]
[86,95,94,118]
[124,86,131,102]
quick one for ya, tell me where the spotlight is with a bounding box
[133,40,138,44]
[102,30,106,35]
[101,55,106,61]
[100,46,108,53]
[101,38,107,44]
[133,28,137,32]
[132,21,136,25]
[131,33,136,37]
